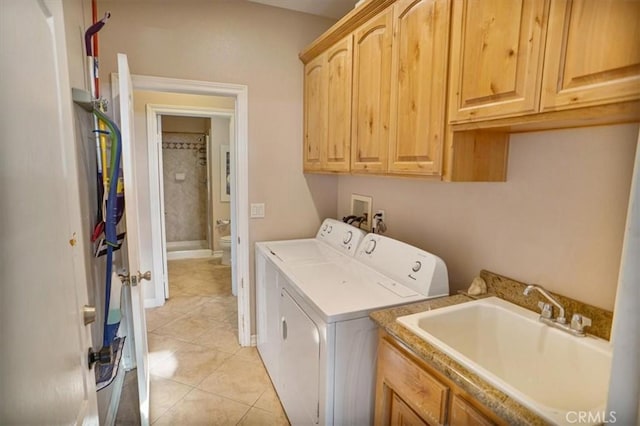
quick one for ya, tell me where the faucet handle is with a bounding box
[570,313,592,333]
[537,301,553,319]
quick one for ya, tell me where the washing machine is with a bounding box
[255,218,366,391]
[255,222,449,425]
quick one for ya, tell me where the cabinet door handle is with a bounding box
[281,317,287,340]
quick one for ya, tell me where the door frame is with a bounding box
[146,104,235,300]
[112,74,251,346]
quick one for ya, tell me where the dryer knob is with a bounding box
[322,224,328,232]
[365,239,377,254]
[327,225,333,233]
[412,261,422,272]
[343,231,353,244]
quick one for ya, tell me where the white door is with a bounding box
[0,0,98,423]
[156,115,170,299]
[114,53,151,425]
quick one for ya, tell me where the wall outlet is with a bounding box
[375,210,385,221]
[250,203,265,218]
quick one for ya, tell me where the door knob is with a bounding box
[83,305,97,325]
[118,270,152,286]
[88,346,112,369]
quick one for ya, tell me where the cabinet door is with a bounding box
[541,0,640,111]
[448,0,549,122]
[450,395,496,426]
[390,393,429,426]
[325,37,353,172]
[303,54,326,172]
[375,337,448,425]
[388,0,450,176]
[351,8,393,173]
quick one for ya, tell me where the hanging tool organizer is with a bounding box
[72,0,127,391]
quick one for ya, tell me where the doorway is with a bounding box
[112,74,251,347]
[151,108,236,298]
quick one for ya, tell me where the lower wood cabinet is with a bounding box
[375,331,502,426]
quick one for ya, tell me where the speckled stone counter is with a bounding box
[369,270,614,426]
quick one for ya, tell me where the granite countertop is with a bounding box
[370,269,613,426]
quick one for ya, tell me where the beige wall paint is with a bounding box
[99,2,337,316]
[98,0,337,234]
[338,124,639,310]
[163,115,209,133]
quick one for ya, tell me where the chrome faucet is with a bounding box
[524,284,567,324]
[523,284,591,337]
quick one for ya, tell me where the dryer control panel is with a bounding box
[315,218,366,256]
[355,234,449,298]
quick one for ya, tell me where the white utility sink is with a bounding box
[397,297,612,425]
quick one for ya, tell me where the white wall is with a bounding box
[338,124,639,310]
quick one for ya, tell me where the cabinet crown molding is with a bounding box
[299,0,396,64]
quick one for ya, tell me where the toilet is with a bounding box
[220,235,232,266]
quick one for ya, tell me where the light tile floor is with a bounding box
[116,258,289,425]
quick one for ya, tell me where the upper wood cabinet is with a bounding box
[325,38,353,172]
[300,0,638,182]
[448,0,549,122]
[303,55,326,172]
[388,0,451,175]
[541,0,640,111]
[351,9,393,173]
[303,37,353,173]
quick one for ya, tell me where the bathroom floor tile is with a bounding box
[153,389,251,426]
[193,321,241,354]
[145,307,186,332]
[233,346,261,363]
[148,374,192,423]
[153,313,219,342]
[254,384,285,414]
[149,344,231,386]
[117,258,290,425]
[197,355,271,406]
[237,407,289,426]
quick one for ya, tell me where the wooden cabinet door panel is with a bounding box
[391,393,429,426]
[541,0,640,111]
[377,337,448,425]
[325,37,353,172]
[303,55,326,171]
[449,0,548,122]
[351,9,393,173]
[450,395,496,426]
[388,0,450,175]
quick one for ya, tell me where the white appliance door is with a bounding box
[0,1,98,423]
[256,250,281,387]
[280,287,321,425]
[115,53,151,425]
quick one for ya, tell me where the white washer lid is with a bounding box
[283,259,428,323]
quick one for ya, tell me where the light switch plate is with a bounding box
[250,203,265,218]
